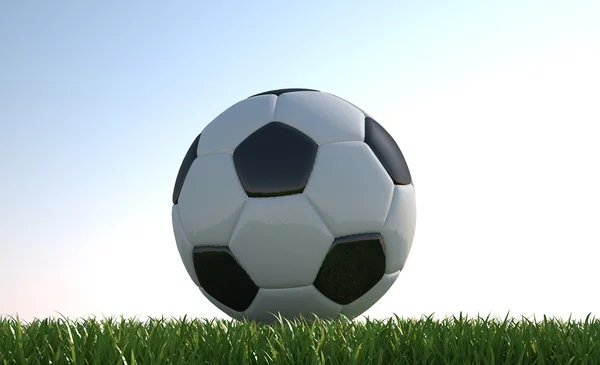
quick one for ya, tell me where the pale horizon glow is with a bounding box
[1,1,599,323]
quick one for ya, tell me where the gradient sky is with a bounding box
[1,0,599,322]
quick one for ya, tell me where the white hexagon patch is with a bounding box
[304,141,394,237]
[244,285,342,323]
[229,195,334,288]
[381,184,417,273]
[274,91,365,145]
[171,205,199,287]
[177,153,247,246]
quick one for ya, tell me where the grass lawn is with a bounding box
[1,313,599,364]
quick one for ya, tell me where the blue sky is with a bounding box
[1,0,599,322]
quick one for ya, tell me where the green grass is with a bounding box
[1,313,599,365]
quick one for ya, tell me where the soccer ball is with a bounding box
[171,88,416,323]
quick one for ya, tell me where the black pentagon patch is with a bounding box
[364,117,412,185]
[248,88,319,98]
[233,122,318,197]
[313,233,386,305]
[173,133,201,204]
[193,246,258,312]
